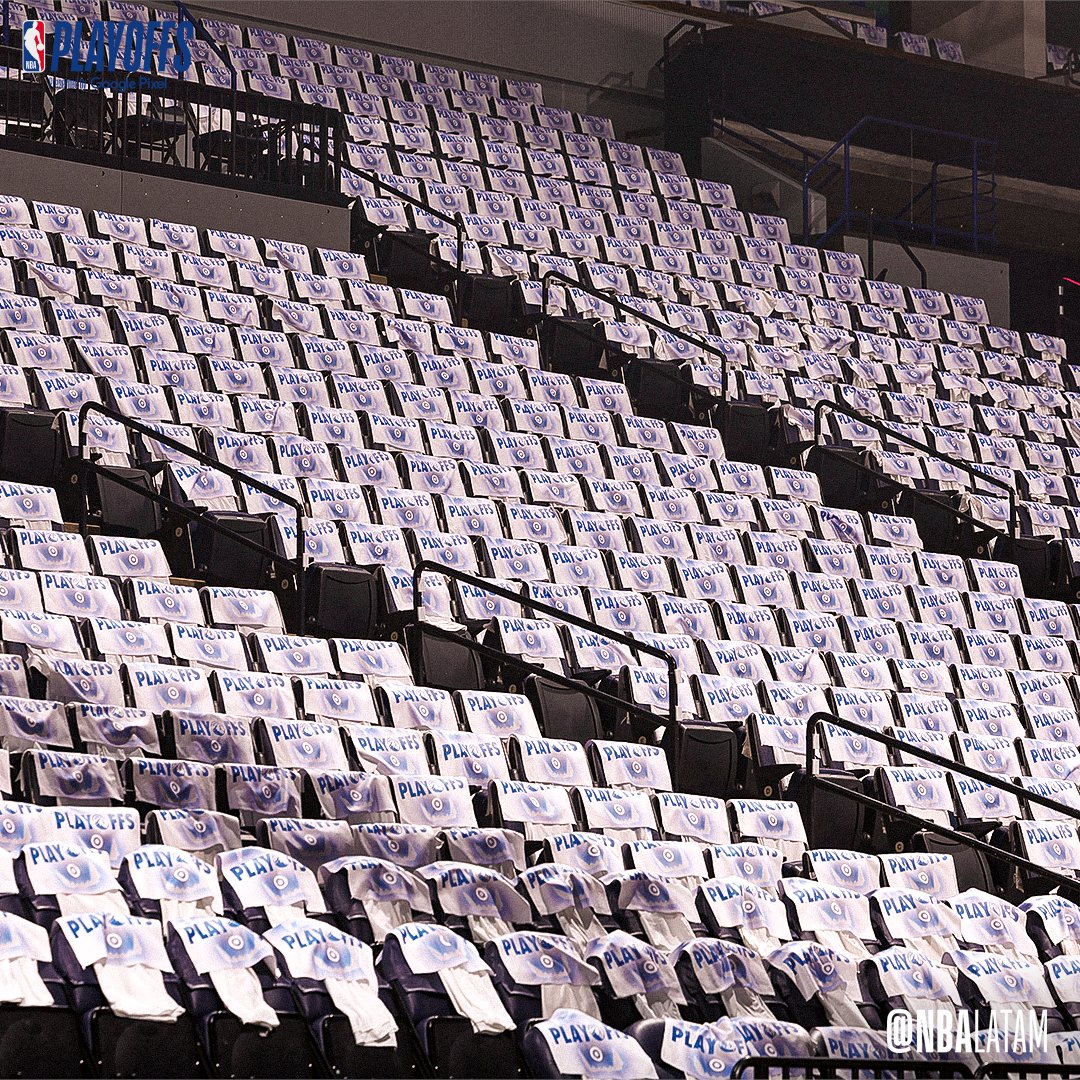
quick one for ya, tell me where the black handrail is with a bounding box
[733,1058,973,1080]
[804,711,1080,894]
[807,712,1080,824]
[866,208,928,288]
[882,163,993,252]
[738,4,860,41]
[416,619,672,737]
[661,19,705,71]
[73,456,309,613]
[538,269,729,426]
[715,110,820,182]
[340,165,466,278]
[978,1066,1076,1079]
[411,560,678,732]
[812,397,1020,537]
[76,402,307,626]
[809,442,1010,566]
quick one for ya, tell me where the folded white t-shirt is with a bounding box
[94,962,184,1023]
[439,968,513,1034]
[209,966,278,1029]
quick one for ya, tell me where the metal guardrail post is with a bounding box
[802,116,996,250]
[867,206,875,279]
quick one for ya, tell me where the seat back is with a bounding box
[525,675,602,742]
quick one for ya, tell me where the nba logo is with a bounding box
[22,20,45,73]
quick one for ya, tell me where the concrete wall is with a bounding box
[843,235,1011,326]
[0,149,350,249]
[911,0,1046,78]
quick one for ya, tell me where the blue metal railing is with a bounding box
[801,115,996,252]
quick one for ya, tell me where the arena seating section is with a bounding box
[0,4,1076,1079]
[681,2,969,63]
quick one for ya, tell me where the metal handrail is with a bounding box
[804,711,1080,894]
[802,116,996,248]
[882,163,995,251]
[866,207,928,288]
[76,401,307,624]
[736,4,860,41]
[661,19,705,70]
[538,269,729,418]
[415,619,672,737]
[805,116,998,191]
[809,444,1011,569]
[341,164,466,278]
[812,397,1020,537]
[806,713,1080,824]
[733,1057,973,1080]
[715,111,819,181]
[977,1066,1078,1079]
[411,560,678,732]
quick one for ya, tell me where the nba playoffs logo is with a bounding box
[22,20,45,72]
[19,18,193,79]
